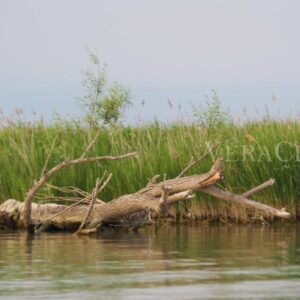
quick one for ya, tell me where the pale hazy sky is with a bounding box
[1,0,300,123]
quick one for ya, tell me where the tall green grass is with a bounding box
[0,119,299,221]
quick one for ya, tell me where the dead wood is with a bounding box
[76,173,112,234]
[242,179,275,198]
[146,174,160,187]
[76,178,101,234]
[176,143,219,178]
[139,157,224,197]
[0,154,292,233]
[22,152,137,230]
[200,185,290,218]
[38,183,105,204]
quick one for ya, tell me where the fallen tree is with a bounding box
[0,152,290,233]
[0,133,291,233]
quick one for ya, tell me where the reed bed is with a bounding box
[0,119,299,222]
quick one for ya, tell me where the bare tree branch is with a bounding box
[76,173,113,234]
[76,178,101,234]
[200,185,290,218]
[40,132,60,178]
[23,151,137,230]
[242,179,275,198]
[177,143,219,178]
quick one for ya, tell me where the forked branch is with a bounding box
[23,152,137,230]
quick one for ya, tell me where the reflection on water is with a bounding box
[0,225,299,299]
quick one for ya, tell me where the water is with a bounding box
[0,225,299,299]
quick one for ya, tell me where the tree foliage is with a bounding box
[78,48,132,126]
[192,91,232,130]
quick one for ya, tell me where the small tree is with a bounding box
[192,91,230,127]
[191,90,232,139]
[78,48,132,126]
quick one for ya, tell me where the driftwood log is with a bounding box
[0,154,290,233]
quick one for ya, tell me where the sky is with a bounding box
[1,0,300,123]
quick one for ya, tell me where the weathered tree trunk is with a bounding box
[0,157,290,232]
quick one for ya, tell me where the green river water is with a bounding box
[0,225,299,299]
